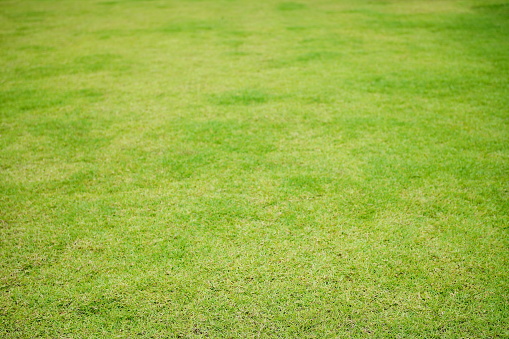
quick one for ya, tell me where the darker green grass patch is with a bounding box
[91,29,134,40]
[17,45,56,52]
[159,21,218,34]
[268,51,342,68]
[9,54,131,80]
[295,51,341,63]
[4,10,49,22]
[0,88,105,114]
[161,150,212,180]
[277,2,307,11]
[282,175,332,194]
[73,88,105,99]
[473,3,509,16]
[0,89,60,113]
[99,0,156,5]
[211,89,273,105]
[171,196,255,234]
[49,169,100,194]
[74,296,133,317]
[361,74,473,97]
[98,1,121,5]
[179,119,277,155]
[73,53,132,73]
[10,65,68,80]
[26,117,110,156]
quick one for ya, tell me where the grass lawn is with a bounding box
[1,0,508,337]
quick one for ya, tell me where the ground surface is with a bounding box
[1,0,508,337]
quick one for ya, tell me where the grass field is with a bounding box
[1,0,509,337]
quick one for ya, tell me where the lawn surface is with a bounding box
[1,0,509,337]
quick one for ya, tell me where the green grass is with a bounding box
[1,0,508,337]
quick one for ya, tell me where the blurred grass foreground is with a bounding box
[1,0,508,337]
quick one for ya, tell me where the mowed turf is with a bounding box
[1,0,508,337]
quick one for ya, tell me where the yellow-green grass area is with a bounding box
[1,0,508,337]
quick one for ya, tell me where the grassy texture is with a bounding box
[1,0,509,337]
